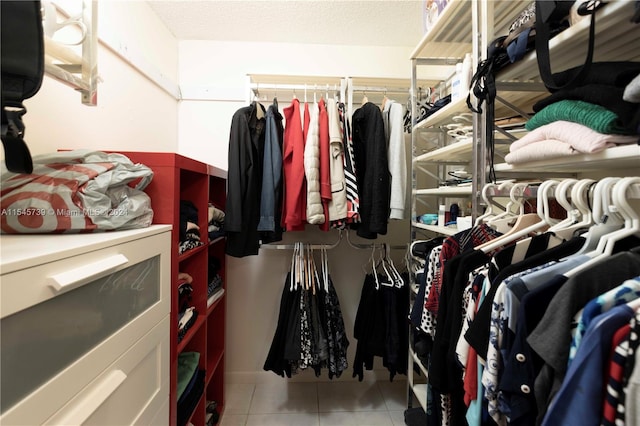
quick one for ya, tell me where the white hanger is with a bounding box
[548,178,579,232]
[574,177,624,255]
[565,177,640,277]
[368,245,394,289]
[321,247,329,292]
[487,182,530,234]
[300,243,311,290]
[537,179,561,227]
[365,245,381,290]
[308,245,319,295]
[383,243,404,288]
[290,242,299,291]
[475,182,501,225]
[606,177,640,251]
[486,181,517,224]
[478,181,555,254]
[298,242,304,291]
[377,246,395,288]
[550,179,595,241]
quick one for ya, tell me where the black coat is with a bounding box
[225,102,266,257]
[351,102,390,239]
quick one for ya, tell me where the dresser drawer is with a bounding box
[0,228,171,425]
[45,315,170,426]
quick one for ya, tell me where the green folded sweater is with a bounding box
[177,351,200,401]
[526,99,629,135]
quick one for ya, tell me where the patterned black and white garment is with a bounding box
[263,269,349,379]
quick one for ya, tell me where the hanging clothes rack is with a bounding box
[248,76,412,116]
[246,74,414,252]
[248,79,346,104]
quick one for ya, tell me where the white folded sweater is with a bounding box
[506,120,639,163]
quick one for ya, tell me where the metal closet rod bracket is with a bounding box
[259,229,344,250]
[259,229,406,251]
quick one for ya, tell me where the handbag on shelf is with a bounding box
[498,1,608,78]
[467,1,613,181]
[535,0,609,92]
[1,0,44,174]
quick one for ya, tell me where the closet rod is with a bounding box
[345,229,406,250]
[249,83,342,91]
[483,181,640,199]
[249,83,409,96]
[249,83,408,93]
[260,230,344,250]
[350,85,410,94]
[484,182,541,199]
[259,229,406,251]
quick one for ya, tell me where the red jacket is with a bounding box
[282,99,307,231]
[318,99,331,231]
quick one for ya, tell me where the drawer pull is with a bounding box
[51,369,127,426]
[47,254,129,293]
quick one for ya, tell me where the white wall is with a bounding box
[12,1,179,159]
[178,39,414,384]
[178,40,415,171]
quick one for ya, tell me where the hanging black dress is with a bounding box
[263,272,299,378]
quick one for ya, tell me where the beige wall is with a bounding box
[12,1,179,159]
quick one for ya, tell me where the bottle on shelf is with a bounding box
[438,204,447,226]
[450,62,463,101]
[460,53,472,97]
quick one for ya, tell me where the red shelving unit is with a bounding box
[115,152,227,426]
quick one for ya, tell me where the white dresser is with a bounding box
[0,225,172,425]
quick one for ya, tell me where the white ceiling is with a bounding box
[146,0,425,47]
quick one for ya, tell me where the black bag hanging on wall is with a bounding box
[1,0,44,173]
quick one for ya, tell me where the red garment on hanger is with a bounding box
[318,98,331,231]
[282,98,307,231]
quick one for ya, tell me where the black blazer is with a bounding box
[225,102,266,257]
[351,102,390,239]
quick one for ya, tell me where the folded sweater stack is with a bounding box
[506,120,638,164]
[508,63,640,164]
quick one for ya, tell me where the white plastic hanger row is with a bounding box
[475,177,640,260]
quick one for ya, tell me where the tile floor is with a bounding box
[220,380,409,426]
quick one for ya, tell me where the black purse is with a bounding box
[535,0,604,92]
[1,0,44,173]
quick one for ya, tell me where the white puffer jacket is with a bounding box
[304,102,325,224]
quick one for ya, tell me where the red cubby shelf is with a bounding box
[114,152,227,426]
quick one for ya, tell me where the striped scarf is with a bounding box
[339,103,360,224]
